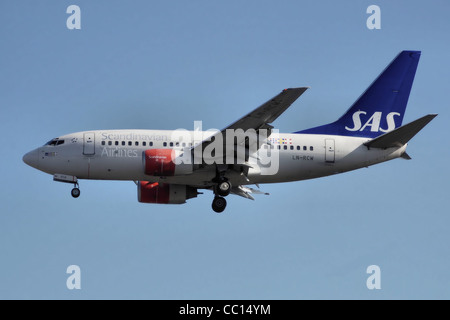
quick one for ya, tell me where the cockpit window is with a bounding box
[45,139,58,146]
[45,138,65,146]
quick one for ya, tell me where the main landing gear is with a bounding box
[217,180,231,197]
[212,196,227,213]
[211,178,232,213]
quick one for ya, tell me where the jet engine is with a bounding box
[137,181,198,204]
[143,149,193,176]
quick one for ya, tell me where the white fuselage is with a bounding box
[26,129,407,188]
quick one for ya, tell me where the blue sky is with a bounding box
[1,0,449,299]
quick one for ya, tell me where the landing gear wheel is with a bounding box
[212,196,227,213]
[217,181,231,197]
[71,188,80,198]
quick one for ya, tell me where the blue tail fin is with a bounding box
[297,51,421,138]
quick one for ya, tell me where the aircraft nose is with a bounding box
[23,149,39,169]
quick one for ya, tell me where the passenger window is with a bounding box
[150,142,153,146]
[176,142,179,147]
[182,143,186,147]
[310,146,314,151]
[135,141,139,146]
[290,146,294,150]
[108,141,112,146]
[101,141,105,146]
[284,145,287,150]
[170,142,173,147]
[303,146,307,151]
[277,145,281,150]
[115,141,119,146]
[143,142,146,147]
[297,146,300,150]
[122,141,125,146]
[128,141,132,146]
[163,142,167,147]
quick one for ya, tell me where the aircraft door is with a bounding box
[83,132,95,155]
[325,139,335,163]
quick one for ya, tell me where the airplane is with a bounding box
[23,50,436,213]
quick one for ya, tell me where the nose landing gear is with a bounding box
[53,174,81,199]
[71,183,81,198]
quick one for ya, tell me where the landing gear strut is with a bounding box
[71,182,80,198]
[212,196,227,213]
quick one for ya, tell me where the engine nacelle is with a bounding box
[143,149,193,176]
[137,182,198,204]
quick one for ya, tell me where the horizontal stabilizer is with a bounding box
[365,114,437,149]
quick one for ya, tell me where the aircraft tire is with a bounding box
[217,181,231,197]
[212,196,227,213]
[71,188,81,198]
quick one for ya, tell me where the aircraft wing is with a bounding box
[192,87,309,163]
[224,87,309,132]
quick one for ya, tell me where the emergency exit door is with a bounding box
[325,139,335,163]
[83,132,95,155]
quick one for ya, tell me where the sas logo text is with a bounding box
[345,111,400,133]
